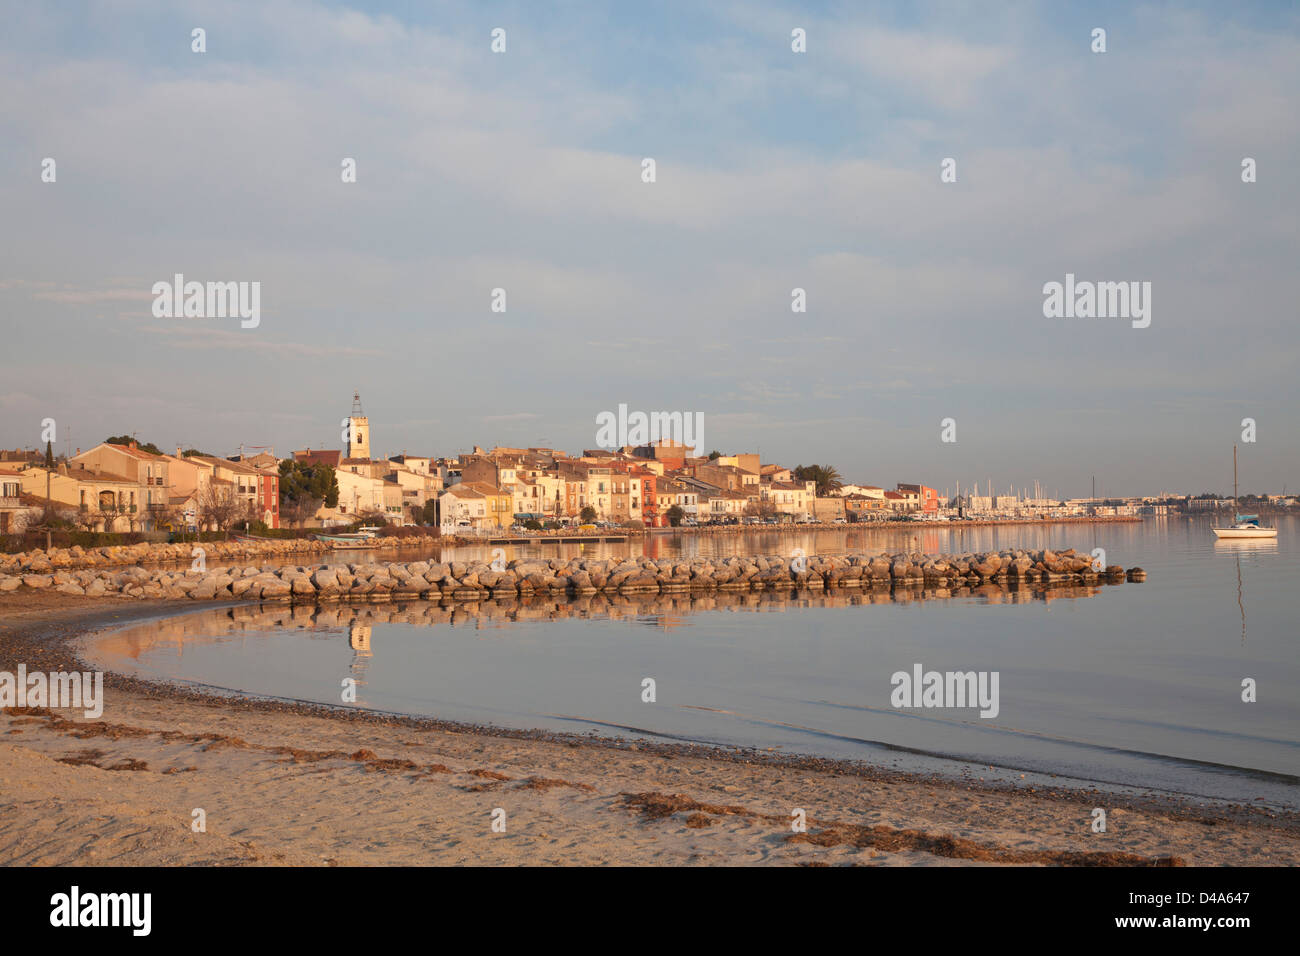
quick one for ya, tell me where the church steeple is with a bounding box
[346,390,370,460]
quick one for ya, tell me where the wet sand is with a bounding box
[0,591,1295,866]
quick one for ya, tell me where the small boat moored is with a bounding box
[313,531,381,549]
[1212,445,1277,539]
[1212,515,1277,539]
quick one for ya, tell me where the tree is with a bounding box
[160,502,193,539]
[707,450,722,460]
[42,440,55,535]
[281,494,321,529]
[182,448,212,458]
[96,494,133,533]
[279,460,339,513]
[17,507,50,535]
[579,505,597,523]
[199,483,244,535]
[420,500,439,525]
[105,435,163,455]
[794,464,843,497]
[666,504,684,527]
[72,506,102,534]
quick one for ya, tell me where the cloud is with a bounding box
[482,412,542,422]
[141,324,383,358]
[0,1,1295,493]
[33,288,152,304]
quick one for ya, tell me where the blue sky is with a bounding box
[1,1,1296,497]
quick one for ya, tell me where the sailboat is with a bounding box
[1212,444,1277,539]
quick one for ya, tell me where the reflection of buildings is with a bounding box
[89,583,1118,678]
[349,623,373,684]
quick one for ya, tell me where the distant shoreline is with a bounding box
[639,516,1144,535]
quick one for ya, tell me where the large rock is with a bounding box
[311,568,339,590]
[257,578,293,599]
[289,575,317,596]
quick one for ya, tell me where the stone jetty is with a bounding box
[0,535,441,574]
[0,548,1145,602]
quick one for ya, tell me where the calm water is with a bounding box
[85,516,1300,807]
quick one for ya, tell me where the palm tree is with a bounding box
[795,464,843,497]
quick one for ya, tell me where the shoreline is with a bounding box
[1,591,1296,866]
[646,515,1145,533]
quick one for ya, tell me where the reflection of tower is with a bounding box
[349,623,373,684]
[347,391,370,460]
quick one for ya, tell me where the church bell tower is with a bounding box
[347,391,370,460]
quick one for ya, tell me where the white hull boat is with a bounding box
[1212,525,1277,539]
[1212,445,1277,539]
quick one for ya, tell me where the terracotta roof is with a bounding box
[104,442,167,461]
[192,455,262,475]
[443,481,506,499]
[293,449,342,467]
[65,467,138,485]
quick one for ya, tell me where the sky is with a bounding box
[1,0,1296,499]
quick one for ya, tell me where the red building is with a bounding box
[257,468,280,528]
[611,462,660,525]
[897,483,939,513]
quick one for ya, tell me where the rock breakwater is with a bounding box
[0,548,1145,602]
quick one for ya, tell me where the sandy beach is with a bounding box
[1,590,1295,867]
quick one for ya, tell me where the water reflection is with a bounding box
[79,517,1300,807]
[94,578,1110,665]
[1213,537,1276,646]
[349,623,372,685]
